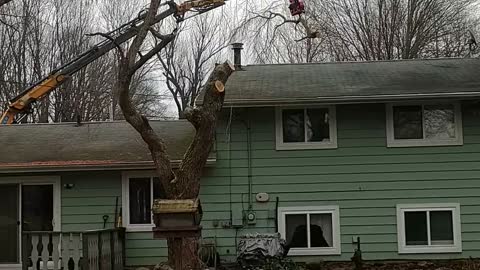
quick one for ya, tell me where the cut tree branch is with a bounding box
[117,0,178,197]
[175,61,235,198]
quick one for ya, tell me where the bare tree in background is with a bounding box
[244,0,480,63]
[322,0,478,60]
[0,0,167,123]
[156,11,235,118]
[100,0,169,120]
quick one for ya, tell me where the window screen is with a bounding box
[283,109,305,142]
[405,211,428,245]
[393,106,423,139]
[129,178,151,224]
[285,213,333,249]
[306,109,330,142]
[430,211,454,245]
[404,210,454,246]
[392,104,458,141]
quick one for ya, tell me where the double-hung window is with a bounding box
[278,206,341,256]
[396,203,462,254]
[386,103,463,147]
[122,172,165,231]
[275,106,337,150]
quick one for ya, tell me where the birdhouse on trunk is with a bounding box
[152,199,203,239]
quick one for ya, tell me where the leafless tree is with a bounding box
[0,0,167,123]
[244,0,479,63]
[110,0,234,268]
[155,10,238,118]
[99,0,169,121]
[242,1,330,63]
[321,0,478,60]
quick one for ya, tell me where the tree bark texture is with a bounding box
[121,61,234,269]
[115,1,235,267]
[166,62,234,269]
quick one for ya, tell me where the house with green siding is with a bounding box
[1,57,480,269]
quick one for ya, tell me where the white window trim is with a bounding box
[0,176,61,268]
[275,106,338,150]
[122,171,157,232]
[396,203,462,254]
[278,206,341,256]
[386,102,463,147]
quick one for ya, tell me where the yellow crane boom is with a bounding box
[0,0,225,125]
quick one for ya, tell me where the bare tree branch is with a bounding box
[117,0,177,197]
[0,0,13,7]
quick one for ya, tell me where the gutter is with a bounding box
[222,91,480,107]
[0,159,217,174]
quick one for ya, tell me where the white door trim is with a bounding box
[0,176,61,267]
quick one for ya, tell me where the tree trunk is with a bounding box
[115,0,234,268]
[120,61,234,270]
[165,62,234,269]
[168,238,200,269]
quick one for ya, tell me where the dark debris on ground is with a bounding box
[221,259,480,270]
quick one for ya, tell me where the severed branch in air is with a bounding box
[252,10,320,42]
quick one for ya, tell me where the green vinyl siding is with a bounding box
[59,171,168,266]
[19,102,480,266]
[199,104,480,262]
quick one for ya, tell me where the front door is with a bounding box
[0,184,19,264]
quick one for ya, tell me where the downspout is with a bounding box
[240,109,253,211]
[247,109,253,211]
[225,107,234,224]
[231,43,253,211]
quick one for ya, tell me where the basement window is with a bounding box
[397,203,462,254]
[386,103,463,147]
[278,206,341,256]
[122,172,166,231]
[275,106,337,150]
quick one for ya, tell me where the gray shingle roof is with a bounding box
[222,58,480,106]
[0,121,200,173]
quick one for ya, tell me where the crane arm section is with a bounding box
[0,0,225,125]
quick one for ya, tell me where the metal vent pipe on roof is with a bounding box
[231,43,243,69]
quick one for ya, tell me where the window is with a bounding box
[278,206,341,256]
[275,106,337,150]
[386,103,463,147]
[397,203,462,254]
[122,172,166,231]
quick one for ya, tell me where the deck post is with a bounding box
[97,232,102,270]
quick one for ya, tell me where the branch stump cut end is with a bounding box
[215,81,225,93]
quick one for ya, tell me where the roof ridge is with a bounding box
[246,57,475,67]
